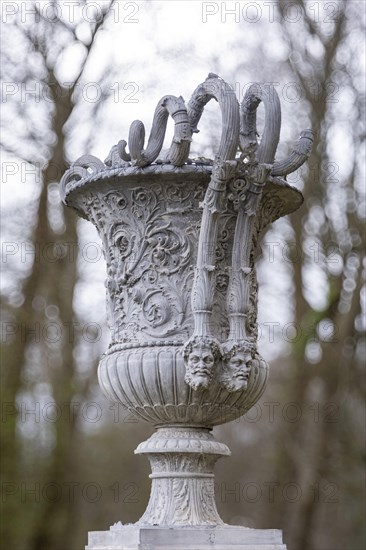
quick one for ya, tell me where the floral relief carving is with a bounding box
[75,181,202,346]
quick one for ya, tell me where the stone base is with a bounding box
[86,525,287,549]
[86,429,287,549]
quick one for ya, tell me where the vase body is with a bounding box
[67,165,300,428]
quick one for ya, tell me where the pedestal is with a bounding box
[135,427,230,526]
[85,428,287,549]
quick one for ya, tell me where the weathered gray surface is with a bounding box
[60,74,313,549]
[86,525,287,549]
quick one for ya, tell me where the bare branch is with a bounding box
[70,0,116,94]
[323,3,347,77]
[34,2,78,42]
[0,142,41,166]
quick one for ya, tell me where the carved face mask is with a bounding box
[220,351,252,392]
[185,343,215,390]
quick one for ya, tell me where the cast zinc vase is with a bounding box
[60,74,313,527]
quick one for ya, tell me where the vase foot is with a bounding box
[134,426,230,526]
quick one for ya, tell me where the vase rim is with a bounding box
[63,162,303,222]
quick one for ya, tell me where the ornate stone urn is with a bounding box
[61,74,313,549]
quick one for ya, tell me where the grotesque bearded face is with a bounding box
[184,342,215,390]
[219,348,252,392]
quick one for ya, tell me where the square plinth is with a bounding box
[85,525,287,550]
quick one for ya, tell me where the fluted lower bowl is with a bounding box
[98,345,268,427]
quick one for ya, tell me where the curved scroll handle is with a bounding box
[182,74,240,391]
[59,155,105,203]
[219,84,282,392]
[230,84,282,314]
[240,83,281,164]
[119,95,191,167]
[271,129,314,176]
[187,72,239,161]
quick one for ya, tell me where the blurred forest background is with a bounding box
[1,1,365,549]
